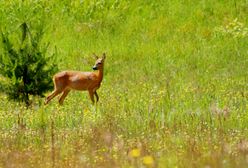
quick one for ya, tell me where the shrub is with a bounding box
[0,22,58,106]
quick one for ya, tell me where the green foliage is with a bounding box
[0,22,58,105]
[0,0,247,167]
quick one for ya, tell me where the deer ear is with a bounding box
[102,53,106,59]
[93,53,99,59]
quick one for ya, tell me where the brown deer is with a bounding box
[45,53,106,105]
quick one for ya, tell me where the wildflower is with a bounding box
[84,108,90,115]
[143,155,154,166]
[215,18,248,38]
[129,148,141,158]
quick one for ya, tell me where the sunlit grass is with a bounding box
[0,0,247,167]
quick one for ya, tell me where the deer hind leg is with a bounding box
[45,76,67,105]
[88,90,95,104]
[45,80,64,105]
[45,89,62,105]
[59,89,71,105]
[94,91,99,102]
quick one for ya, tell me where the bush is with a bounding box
[0,22,58,106]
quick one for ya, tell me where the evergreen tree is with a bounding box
[0,22,58,106]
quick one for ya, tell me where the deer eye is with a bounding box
[98,62,102,65]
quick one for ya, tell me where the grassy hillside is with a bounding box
[0,0,247,167]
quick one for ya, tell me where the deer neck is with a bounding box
[96,67,104,83]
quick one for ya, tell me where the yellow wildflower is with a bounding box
[129,148,141,158]
[84,108,90,115]
[143,155,154,166]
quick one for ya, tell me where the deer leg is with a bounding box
[59,89,71,105]
[45,89,62,105]
[94,91,99,102]
[88,90,95,104]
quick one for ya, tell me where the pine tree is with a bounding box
[0,22,58,106]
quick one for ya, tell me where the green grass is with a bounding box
[0,0,248,167]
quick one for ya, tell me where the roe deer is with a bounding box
[45,53,106,105]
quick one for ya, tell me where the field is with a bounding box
[0,0,247,167]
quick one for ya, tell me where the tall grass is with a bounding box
[0,0,247,167]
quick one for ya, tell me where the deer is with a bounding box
[44,53,106,105]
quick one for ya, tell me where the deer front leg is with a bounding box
[94,91,99,102]
[88,90,95,104]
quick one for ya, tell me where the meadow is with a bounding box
[0,0,247,167]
